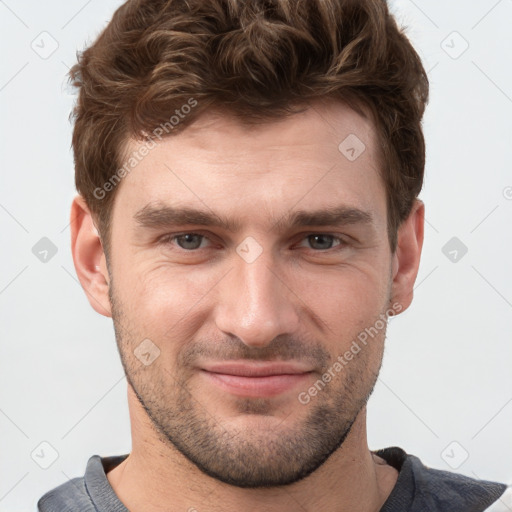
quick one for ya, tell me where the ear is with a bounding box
[70,195,112,317]
[390,199,425,313]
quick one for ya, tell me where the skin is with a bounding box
[71,98,424,512]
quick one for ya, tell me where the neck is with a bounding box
[107,385,398,512]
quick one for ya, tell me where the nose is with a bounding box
[214,249,300,348]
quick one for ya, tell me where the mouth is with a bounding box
[200,361,314,398]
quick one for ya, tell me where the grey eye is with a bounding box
[307,234,337,250]
[175,234,204,250]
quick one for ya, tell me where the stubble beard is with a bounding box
[109,282,386,488]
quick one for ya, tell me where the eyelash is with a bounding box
[158,232,349,252]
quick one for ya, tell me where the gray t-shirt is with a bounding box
[37,447,506,511]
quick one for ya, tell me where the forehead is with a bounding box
[113,99,385,228]
[159,99,379,160]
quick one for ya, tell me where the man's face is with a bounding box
[106,100,396,487]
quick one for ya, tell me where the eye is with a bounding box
[162,233,211,250]
[159,232,347,253]
[297,234,345,251]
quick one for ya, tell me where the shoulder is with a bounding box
[37,454,128,512]
[485,486,512,511]
[37,474,94,512]
[376,447,507,512]
[408,455,506,510]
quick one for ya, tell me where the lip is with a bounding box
[200,361,313,398]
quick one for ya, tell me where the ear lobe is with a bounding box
[70,195,112,317]
[390,199,425,313]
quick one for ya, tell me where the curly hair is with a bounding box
[68,0,428,256]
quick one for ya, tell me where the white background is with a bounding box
[0,0,511,510]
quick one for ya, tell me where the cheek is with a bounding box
[115,246,391,349]
[121,262,223,340]
[296,262,389,317]
[290,264,391,359]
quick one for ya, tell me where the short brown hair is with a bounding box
[69,0,428,257]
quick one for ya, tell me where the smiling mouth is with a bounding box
[200,361,314,398]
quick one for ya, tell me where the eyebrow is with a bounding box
[133,203,374,233]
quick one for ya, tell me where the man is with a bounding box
[38,0,507,510]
